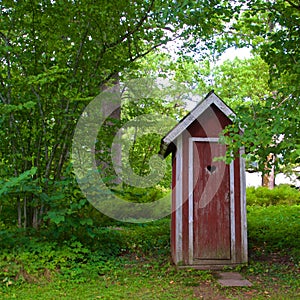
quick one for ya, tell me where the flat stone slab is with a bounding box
[216,272,252,287]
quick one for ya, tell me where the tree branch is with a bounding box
[104,0,155,50]
[285,0,300,10]
[73,21,91,76]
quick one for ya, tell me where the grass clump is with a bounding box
[247,205,300,256]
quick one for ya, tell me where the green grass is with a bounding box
[0,262,213,300]
[1,255,299,300]
[0,202,299,299]
[247,205,300,255]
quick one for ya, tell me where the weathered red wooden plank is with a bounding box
[171,153,176,262]
[234,157,242,262]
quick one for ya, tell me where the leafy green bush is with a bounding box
[121,218,170,256]
[0,233,119,285]
[0,219,171,286]
[247,205,300,255]
[113,185,169,203]
[246,184,300,206]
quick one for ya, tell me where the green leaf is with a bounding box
[46,211,65,225]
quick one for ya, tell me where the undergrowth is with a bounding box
[0,219,171,287]
[0,186,299,299]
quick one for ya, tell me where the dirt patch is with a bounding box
[15,269,39,284]
[43,268,52,281]
[251,250,295,264]
[193,281,228,300]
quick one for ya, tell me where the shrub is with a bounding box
[112,185,169,203]
[246,184,300,206]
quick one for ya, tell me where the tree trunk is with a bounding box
[99,74,122,185]
[17,196,22,228]
[262,154,275,189]
[32,207,38,229]
[23,196,27,228]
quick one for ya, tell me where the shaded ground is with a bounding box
[192,251,299,299]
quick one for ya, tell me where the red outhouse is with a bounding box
[160,91,248,269]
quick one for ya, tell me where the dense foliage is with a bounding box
[219,0,300,172]
[0,0,241,228]
[246,184,300,206]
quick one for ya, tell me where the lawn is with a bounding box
[0,188,299,299]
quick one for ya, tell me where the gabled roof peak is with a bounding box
[162,91,235,146]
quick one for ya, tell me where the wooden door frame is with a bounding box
[188,137,236,265]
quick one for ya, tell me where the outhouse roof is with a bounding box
[160,91,236,157]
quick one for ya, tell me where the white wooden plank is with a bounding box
[191,137,220,143]
[175,135,183,263]
[230,161,236,263]
[239,147,248,263]
[188,138,194,264]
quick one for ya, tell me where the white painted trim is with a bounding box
[240,147,248,263]
[230,161,236,263]
[163,93,235,144]
[175,135,183,263]
[191,137,220,143]
[188,138,194,264]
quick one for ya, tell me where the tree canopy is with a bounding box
[0,0,299,227]
[217,0,300,173]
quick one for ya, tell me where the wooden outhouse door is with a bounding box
[192,140,231,261]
